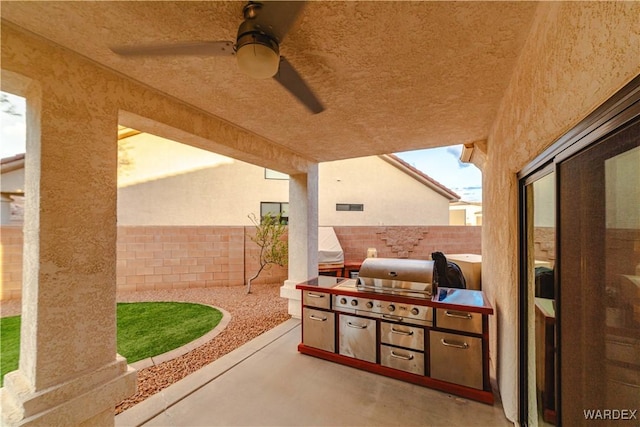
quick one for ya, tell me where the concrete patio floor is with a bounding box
[116,319,510,427]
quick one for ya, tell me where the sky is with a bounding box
[1,91,481,201]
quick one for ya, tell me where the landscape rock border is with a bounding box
[128,305,231,370]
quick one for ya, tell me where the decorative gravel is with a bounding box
[0,283,291,415]
[115,283,290,413]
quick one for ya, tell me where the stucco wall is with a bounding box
[118,136,454,226]
[483,2,640,422]
[319,157,451,226]
[117,133,289,226]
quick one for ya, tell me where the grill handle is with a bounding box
[356,282,432,297]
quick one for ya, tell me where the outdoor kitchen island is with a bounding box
[296,275,495,405]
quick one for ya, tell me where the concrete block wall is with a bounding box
[116,226,287,292]
[334,225,482,262]
[534,227,556,265]
[1,227,22,300]
[1,225,481,300]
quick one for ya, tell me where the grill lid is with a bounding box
[356,257,434,298]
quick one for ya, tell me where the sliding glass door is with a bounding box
[558,120,639,424]
[519,77,640,426]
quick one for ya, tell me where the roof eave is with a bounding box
[379,154,460,202]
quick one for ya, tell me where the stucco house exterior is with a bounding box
[1,2,639,426]
[449,201,482,226]
[116,131,459,226]
[2,132,458,227]
[0,154,25,225]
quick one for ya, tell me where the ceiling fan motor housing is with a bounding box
[235,17,280,79]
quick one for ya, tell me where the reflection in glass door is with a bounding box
[522,170,557,426]
[558,122,640,425]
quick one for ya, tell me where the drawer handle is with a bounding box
[307,293,325,298]
[441,338,469,349]
[383,314,403,321]
[347,322,368,329]
[444,310,473,320]
[391,327,414,336]
[309,315,327,322]
[390,350,414,361]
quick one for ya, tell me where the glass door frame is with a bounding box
[518,74,640,426]
[518,163,557,425]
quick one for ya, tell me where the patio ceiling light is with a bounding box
[235,31,280,79]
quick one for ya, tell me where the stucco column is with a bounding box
[281,164,319,318]
[0,78,136,426]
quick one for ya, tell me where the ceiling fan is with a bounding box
[111,1,324,114]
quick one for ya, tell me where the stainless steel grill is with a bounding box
[356,257,434,298]
[331,258,435,327]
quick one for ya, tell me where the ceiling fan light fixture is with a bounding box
[236,32,280,79]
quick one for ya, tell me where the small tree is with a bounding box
[246,212,288,294]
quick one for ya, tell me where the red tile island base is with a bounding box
[296,276,495,405]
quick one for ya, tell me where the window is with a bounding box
[260,202,289,224]
[264,169,289,180]
[336,203,364,212]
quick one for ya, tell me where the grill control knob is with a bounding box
[340,298,347,305]
[351,299,358,306]
[411,308,420,316]
[366,301,373,309]
[388,304,396,312]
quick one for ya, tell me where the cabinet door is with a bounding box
[338,314,377,363]
[430,330,483,389]
[303,307,335,352]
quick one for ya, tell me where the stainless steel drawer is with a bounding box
[380,321,424,351]
[338,314,377,363]
[303,290,331,310]
[302,307,335,352]
[436,308,483,334]
[430,330,483,389]
[381,344,425,375]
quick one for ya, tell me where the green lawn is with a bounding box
[0,302,222,386]
[0,315,21,387]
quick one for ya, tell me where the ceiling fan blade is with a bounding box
[111,41,235,57]
[254,1,306,43]
[273,56,324,114]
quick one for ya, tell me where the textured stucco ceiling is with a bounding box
[1,1,539,163]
